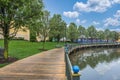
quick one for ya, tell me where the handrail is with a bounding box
[69,42,120,53]
[64,44,80,80]
[64,42,120,80]
[66,54,73,73]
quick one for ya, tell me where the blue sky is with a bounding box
[43,0,120,32]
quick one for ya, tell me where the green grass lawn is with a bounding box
[0,40,65,67]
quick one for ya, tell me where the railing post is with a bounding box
[64,45,72,80]
[64,44,81,80]
[72,65,81,80]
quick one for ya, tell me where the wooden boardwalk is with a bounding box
[0,48,66,80]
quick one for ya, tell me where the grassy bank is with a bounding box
[0,40,65,67]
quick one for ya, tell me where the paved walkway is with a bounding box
[0,48,66,80]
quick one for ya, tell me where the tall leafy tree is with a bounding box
[37,10,50,50]
[61,21,67,41]
[104,29,111,42]
[0,0,44,59]
[68,22,78,42]
[78,25,86,37]
[110,31,119,41]
[78,25,86,42]
[87,25,97,42]
[97,30,105,40]
[49,14,66,42]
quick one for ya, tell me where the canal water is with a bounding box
[69,48,120,80]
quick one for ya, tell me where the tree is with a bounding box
[87,25,97,43]
[68,22,78,42]
[37,10,50,50]
[30,30,37,42]
[78,25,86,42]
[110,31,119,42]
[104,29,111,42]
[60,21,67,42]
[0,0,44,59]
[97,30,105,40]
[49,14,66,42]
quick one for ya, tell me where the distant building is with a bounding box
[117,33,120,42]
[36,34,49,42]
[0,27,30,41]
[117,39,120,42]
[0,28,49,42]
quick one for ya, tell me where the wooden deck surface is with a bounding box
[0,48,66,80]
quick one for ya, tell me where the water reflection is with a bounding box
[70,48,120,80]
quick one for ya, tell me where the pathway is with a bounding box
[0,48,65,80]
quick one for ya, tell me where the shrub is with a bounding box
[30,31,36,42]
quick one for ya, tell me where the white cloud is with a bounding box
[74,0,111,13]
[104,17,120,26]
[63,11,79,18]
[74,2,88,12]
[96,28,104,31]
[67,24,69,27]
[76,19,86,24]
[104,10,120,27]
[93,21,100,25]
[76,19,80,24]
[112,0,120,4]
[110,28,120,32]
[95,63,111,75]
[114,10,120,18]
[81,20,86,24]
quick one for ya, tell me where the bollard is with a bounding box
[72,65,81,80]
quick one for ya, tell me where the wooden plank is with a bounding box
[0,48,66,80]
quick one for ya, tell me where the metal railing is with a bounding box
[64,42,120,80]
[64,44,81,80]
[68,42,120,53]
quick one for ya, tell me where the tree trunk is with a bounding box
[4,37,9,60]
[71,39,74,42]
[57,35,60,43]
[3,23,9,60]
[42,36,46,50]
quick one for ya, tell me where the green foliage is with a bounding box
[0,63,9,68]
[87,25,97,38]
[97,30,105,39]
[0,0,44,59]
[30,31,36,42]
[38,10,50,42]
[78,25,86,38]
[110,31,119,41]
[31,10,51,49]
[104,29,111,40]
[49,14,66,42]
[68,22,78,42]
[0,0,44,31]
